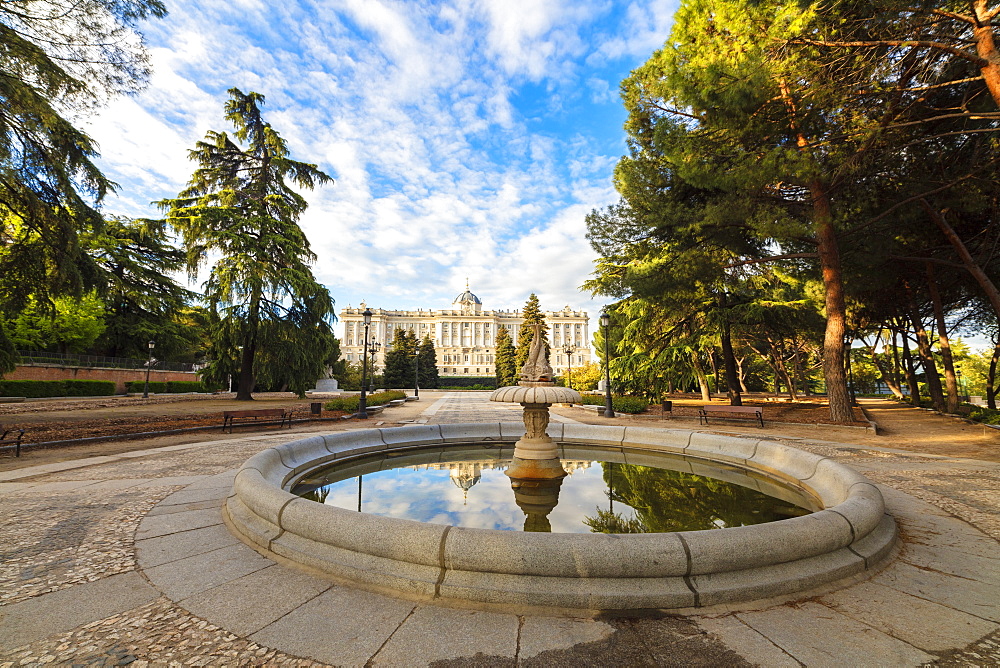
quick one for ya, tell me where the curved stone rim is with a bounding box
[225,423,897,612]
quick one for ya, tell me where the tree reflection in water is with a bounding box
[584,462,809,534]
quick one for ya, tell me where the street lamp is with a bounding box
[409,347,421,399]
[561,342,575,390]
[843,332,856,406]
[142,340,155,399]
[600,311,615,418]
[359,308,372,419]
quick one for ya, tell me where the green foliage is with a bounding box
[125,381,166,393]
[124,380,212,393]
[418,335,439,389]
[559,361,602,391]
[969,406,1000,425]
[383,329,418,389]
[63,380,115,396]
[5,292,106,354]
[0,379,114,397]
[494,325,517,387]
[324,390,406,413]
[0,0,166,321]
[86,216,200,360]
[158,88,336,400]
[580,394,649,414]
[515,294,549,372]
[437,376,497,388]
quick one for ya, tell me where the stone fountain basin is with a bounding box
[225,423,897,613]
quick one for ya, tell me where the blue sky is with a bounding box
[82,0,679,322]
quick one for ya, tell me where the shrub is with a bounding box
[580,394,649,414]
[0,380,64,397]
[63,380,115,396]
[969,406,1000,425]
[125,381,168,393]
[166,381,209,393]
[437,376,496,389]
[0,379,115,397]
[325,390,407,413]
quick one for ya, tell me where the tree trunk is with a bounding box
[988,342,999,410]
[814,186,853,421]
[236,337,256,401]
[779,79,852,421]
[926,263,959,412]
[691,352,711,401]
[864,338,905,399]
[972,0,1000,109]
[890,327,903,394]
[907,307,946,412]
[922,199,1000,320]
[719,300,743,406]
[901,333,922,406]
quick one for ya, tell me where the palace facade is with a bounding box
[339,287,592,377]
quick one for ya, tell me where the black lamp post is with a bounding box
[142,340,155,399]
[412,348,421,399]
[562,342,575,390]
[359,308,372,419]
[843,332,857,406]
[600,311,615,418]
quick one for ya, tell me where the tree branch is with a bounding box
[723,253,819,268]
[792,38,989,68]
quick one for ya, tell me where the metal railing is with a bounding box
[15,350,196,372]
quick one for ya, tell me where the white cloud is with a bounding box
[87,0,665,321]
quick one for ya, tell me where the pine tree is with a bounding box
[0,0,167,374]
[158,88,335,400]
[384,329,418,389]
[417,335,439,389]
[515,294,549,372]
[494,325,517,387]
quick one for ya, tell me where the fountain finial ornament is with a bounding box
[490,322,581,479]
[519,324,553,384]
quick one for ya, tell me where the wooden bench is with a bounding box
[1,425,25,457]
[698,405,764,427]
[222,408,293,433]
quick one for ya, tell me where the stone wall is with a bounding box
[5,365,200,394]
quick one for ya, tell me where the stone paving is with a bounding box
[0,392,998,666]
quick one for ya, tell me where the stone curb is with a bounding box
[226,424,897,613]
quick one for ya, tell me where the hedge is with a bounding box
[580,394,649,414]
[124,380,211,393]
[325,390,407,413]
[437,376,497,388]
[0,379,115,398]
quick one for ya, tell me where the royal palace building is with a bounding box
[339,286,592,377]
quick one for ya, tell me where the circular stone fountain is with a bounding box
[225,330,898,613]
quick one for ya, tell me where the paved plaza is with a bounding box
[1,392,999,666]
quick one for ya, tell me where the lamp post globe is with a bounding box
[359,308,372,419]
[600,311,615,418]
[142,340,156,399]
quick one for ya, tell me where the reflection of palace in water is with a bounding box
[412,459,593,496]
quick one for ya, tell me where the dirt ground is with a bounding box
[2,391,999,471]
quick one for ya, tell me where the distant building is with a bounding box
[339,285,591,377]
